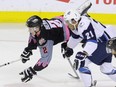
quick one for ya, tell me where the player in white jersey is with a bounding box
[63,9,116,87]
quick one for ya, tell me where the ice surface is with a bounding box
[0,23,116,87]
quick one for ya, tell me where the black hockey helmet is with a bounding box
[106,37,116,51]
[26,15,43,28]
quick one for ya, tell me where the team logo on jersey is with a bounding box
[79,22,84,27]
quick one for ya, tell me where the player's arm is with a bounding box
[34,40,54,71]
[19,40,54,82]
[20,35,38,63]
[83,40,97,56]
[62,33,83,58]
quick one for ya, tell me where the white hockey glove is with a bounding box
[20,48,33,63]
[19,67,37,83]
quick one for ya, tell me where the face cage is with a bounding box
[65,19,78,30]
[29,27,40,37]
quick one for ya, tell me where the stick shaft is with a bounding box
[66,57,79,78]
[77,0,92,15]
[0,58,21,67]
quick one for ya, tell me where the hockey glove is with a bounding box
[20,48,32,63]
[61,42,67,53]
[63,47,73,58]
[73,59,85,70]
[75,51,88,61]
[19,67,37,83]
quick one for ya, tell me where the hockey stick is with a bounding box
[66,57,79,79]
[77,0,92,16]
[0,58,21,67]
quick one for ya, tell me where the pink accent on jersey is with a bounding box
[56,16,70,41]
[36,60,49,67]
[28,35,37,43]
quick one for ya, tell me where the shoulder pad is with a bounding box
[78,16,91,30]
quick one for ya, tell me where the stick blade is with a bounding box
[68,73,80,79]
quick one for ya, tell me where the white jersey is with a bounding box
[67,16,116,56]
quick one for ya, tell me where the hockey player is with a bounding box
[19,1,92,83]
[19,15,70,82]
[106,37,116,57]
[63,9,116,87]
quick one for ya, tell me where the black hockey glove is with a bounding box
[61,42,67,53]
[19,67,37,83]
[75,51,88,61]
[20,48,33,63]
[63,47,73,58]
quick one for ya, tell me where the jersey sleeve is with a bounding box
[67,34,82,49]
[67,36,82,48]
[33,40,54,71]
[83,41,97,56]
[25,34,38,51]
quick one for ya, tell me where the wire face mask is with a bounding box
[29,27,40,37]
[65,18,78,30]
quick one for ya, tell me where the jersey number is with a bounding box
[43,47,48,53]
[85,31,94,39]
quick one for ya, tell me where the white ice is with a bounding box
[0,23,116,87]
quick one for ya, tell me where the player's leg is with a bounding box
[78,42,108,87]
[100,62,116,81]
[77,59,96,87]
